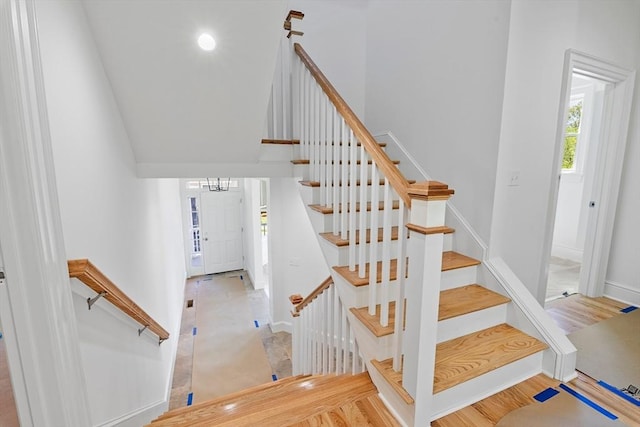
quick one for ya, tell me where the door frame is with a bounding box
[200,190,244,275]
[541,49,635,300]
[0,0,92,424]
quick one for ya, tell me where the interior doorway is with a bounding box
[200,191,244,275]
[546,74,607,301]
[542,50,636,303]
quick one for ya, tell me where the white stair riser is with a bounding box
[304,185,400,206]
[306,209,401,234]
[294,163,399,182]
[259,144,294,162]
[320,239,401,267]
[431,352,544,420]
[333,274,399,310]
[441,266,478,291]
[443,233,453,252]
[348,311,397,361]
[437,304,508,343]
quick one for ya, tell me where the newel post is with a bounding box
[402,181,454,426]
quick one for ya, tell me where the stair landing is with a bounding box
[148,372,400,426]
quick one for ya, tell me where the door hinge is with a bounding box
[589,201,596,208]
[0,269,5,285]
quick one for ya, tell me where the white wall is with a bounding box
[243,179,268,290]
[363,0,511,243]
[289,0,368,118]
[490,0,640,302]
[268,178,330,332]
[36,1,186,425]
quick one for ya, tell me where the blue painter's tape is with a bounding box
[534,387,559,402]
[254,320,259,328]
[559,383,618,419]
[240,275,243,280]
[0,332,3,339]
[272,374,278,382]
[598,381,640,406]
[620,306,638,313]
[187,392,193,406]
[192,327,197,336]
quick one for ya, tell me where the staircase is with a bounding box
[282,39,560,426]
[148,372,400,426]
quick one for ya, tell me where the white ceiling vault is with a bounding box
[81,0,288,176]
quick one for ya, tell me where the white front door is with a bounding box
[200,192,244,274]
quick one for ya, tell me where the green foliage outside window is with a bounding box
[563,102,582,170]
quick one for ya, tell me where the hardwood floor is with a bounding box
[433,294,640,426]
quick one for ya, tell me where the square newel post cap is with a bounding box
[407,181,454,201]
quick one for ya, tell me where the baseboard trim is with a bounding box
[603,280,640,306]
[270,321,292,333]
[98,400,167,427]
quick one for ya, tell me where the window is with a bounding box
[562,95,583,172]
[189,197,201,254]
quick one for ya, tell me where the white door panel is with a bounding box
[201,192,243,274]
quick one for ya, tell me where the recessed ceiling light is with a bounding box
[197,33,216,52]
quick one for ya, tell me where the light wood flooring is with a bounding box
[433,294,640,426]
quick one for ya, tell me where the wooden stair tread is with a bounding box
[438,284,511,321]
[334,251,476,287]
[149,373,379,426]
[292,159,400,165]
[309,200,400,214]
[371,359,414,405]
[152,375,311,422]
[441,251,481,271]
[261,138,300,144]
[350,284,509,338]
[300,179,416,187]
[433,324,548,394]
[350,302,400,337]
[320,226,400,247]
[333,259,406,287]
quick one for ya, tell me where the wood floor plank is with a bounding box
[439,284,510,321]
[434,324,548,394]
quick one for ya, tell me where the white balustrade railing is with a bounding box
[291,279,364,376]
[291,42,410,372]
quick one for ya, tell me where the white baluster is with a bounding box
[335,295,343,375]
[332,107,340,235]
[314,86,321,184]
[340,119,348,239]
[368,162,379,315]
[393,200,408,372]
[352,329,359,374]
[343,308,351,374]
[322,291,328,374]
[380,178,392,327]
[348,130,357,271]
[281,37,288,139]
[358,146,367,278]
[319,93,326,205]
[303,69,310,161]
[327,285,334,374]
[270,84,277,139]
[325,99,332,207]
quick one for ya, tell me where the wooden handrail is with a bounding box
[68,259,169,343]
[294,43,413,207]
[291,276,334,315]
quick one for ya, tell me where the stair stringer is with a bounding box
[377,131,577,384]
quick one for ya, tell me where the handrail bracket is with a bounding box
[87,291,107,310]
[138,325,149,336]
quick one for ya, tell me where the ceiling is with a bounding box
[82,0,288,169]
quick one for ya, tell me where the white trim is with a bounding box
[485,258,576,381]
[603,280,640,306]
[269,320,292,334]
[377,393,409,427]
[95,399,167,427]
[540,49,635,301]
[0,1,91,425]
